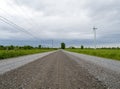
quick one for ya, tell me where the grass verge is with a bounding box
[0,49,55,60]
[66,49,120,61]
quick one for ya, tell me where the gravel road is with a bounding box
[0,51,55,74]
[0,50,119,89]
[64,50,120,89]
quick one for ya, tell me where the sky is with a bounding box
[0,0,120,47]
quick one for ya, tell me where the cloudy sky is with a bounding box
[0,0,120,47]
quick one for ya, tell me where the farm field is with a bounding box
[66,49,120,61]
[0,49,55,60]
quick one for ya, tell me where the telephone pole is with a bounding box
[93,26,97,49]
[52,40,53,48]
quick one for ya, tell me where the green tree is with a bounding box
[38,45,42,49]
[0,45,5,50]
[81,45,84,49]
[23,45,33,49]
[7,45,14,50]
[61,43,65,49]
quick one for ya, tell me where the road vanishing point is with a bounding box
[0,50,120,89]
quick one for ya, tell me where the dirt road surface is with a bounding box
[0,51,55,74]
[0,50,119,89]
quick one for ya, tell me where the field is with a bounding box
[66,49,120,61]
[0,49,55,60]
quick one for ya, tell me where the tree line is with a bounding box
[0,45,48,50]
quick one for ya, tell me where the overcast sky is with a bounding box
[0,0,120,47]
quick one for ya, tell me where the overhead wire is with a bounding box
[14,0,47,46]
[15,0,37,26]
[0,1,44,45]
[6,1,34,27]
[0,15,38,39]
[0,7,41,46]
[1,1,120,47]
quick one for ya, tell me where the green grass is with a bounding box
[0,49,55,60]
[66,49,120,61]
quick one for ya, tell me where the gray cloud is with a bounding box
[0,0,120,47]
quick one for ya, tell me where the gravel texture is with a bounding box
[0,50,107,89]
[64,50,120,89]
[0,51,55,74]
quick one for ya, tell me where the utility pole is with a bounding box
[93,26,97,49]
[52,40,53,48]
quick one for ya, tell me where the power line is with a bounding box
[0,16,46,46]
[13,0,40,29]
[14,0,34,26]
[3,1,35,29]
[9,0,45,45]
[0,4,41,41]
[15,0,43,36]
[0,15,38,39]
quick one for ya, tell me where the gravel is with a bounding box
[63,50,120,89]
[0,51,55,74]
[0,50,108,89]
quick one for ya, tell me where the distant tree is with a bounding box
[69,46,76,49]
[0,45,5,50]
[81,45,84,49]
[61,43,65,49]
[72,46,76,49]
[38,45,42,49]
[117,47,119,49]
[14,46,19,50]
[7,45,14,50]
[23,45,33,49]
